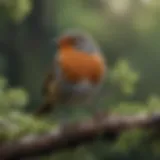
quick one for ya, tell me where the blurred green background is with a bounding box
[0,0,160,159]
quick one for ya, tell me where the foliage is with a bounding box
[110,59,139,95]
[0,58,160,159]
[1,0,32,23]
[0,76,58,143]
[0,0,160,159]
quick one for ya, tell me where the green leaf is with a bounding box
[6,0,32,23]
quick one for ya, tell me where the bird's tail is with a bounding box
[34,103,54,116]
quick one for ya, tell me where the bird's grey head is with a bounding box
[56,29,100,54]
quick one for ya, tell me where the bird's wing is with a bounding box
[42,54,59,96]
[34,64,59,116]
[42,70,54,96]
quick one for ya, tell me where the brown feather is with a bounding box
[34,70,59,116]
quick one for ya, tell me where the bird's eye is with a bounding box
[74,37,83,44]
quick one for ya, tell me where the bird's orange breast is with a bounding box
[58,47,105,84]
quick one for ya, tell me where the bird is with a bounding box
[34,29,107,118]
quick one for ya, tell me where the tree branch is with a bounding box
[0,113,160,160]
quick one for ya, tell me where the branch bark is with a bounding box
[0,113,160,160]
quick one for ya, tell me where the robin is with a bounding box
[34,29,107,117]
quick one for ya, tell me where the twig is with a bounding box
[0,112,160,160]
